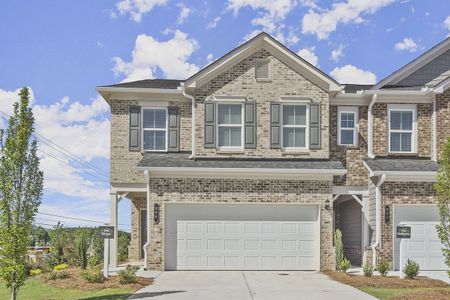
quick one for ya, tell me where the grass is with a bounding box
[326,271,450,300]
[0,277,135,300]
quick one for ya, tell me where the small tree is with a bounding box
[0,87,44,300]
[436,137,450,275]
[334,229,344,270]
[75,230,89,270]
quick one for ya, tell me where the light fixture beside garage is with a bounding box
[324,199,331,211]
[384,205,390,224]
[154,203,160,224]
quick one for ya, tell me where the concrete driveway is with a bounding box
[128,271,376,300]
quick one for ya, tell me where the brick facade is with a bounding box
[193,48,330,159]
[436,87,450,158]
[139,177,335,271]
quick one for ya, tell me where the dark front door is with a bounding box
[140,209,147,259]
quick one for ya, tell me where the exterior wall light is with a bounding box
[384,205,390,224]
[324,199,331,211]
[154,203,160,224]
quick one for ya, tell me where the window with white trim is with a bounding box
[217,103,243,148]
[338,107,358,146]
[388,105,416,153]
[282,104,308,149]
[142,108,167,151]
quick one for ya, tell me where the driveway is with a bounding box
[129,271,376,300]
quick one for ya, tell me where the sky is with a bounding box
[0,0,449,232]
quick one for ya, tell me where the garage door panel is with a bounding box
[166,204,319,270]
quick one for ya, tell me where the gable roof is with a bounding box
[184,32,341,92]
[373,37,450,90]
[99,79,183,89]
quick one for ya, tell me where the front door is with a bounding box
[140,209,147,259]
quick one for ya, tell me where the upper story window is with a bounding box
[388,104,416,153]
[255,59,269,79]
[217,103,243,149]
[338,107,358,146]
[282,104,308,149]
[142,108,167,151]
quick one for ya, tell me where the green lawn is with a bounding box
[359,287,450,300]
[0,277,135,300]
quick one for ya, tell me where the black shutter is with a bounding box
[270,102,281,149]
[204,102,215,148]
[309,103,321,149]
[167,106,180,152]
[129,105,141,151]
[244,102,256,149]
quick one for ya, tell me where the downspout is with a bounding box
[372,174,386,266]
[432,93,437,161]
[181,82,196,159]
[368,93,378,158]
[143,170,151,270]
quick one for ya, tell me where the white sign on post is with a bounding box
[99,226,114,278]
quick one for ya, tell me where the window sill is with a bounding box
[216,149,245,154]
[256,78,271,83]
[282,149,310,155]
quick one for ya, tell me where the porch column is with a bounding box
[143,170,151,270]
[109,192,118,269]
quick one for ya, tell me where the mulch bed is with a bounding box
[41,268,153,291]
[325,271,449,289]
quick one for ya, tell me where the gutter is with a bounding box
[432,94,437,161]
[368,94,378,158]
[181,83,196,160]
[143,170,151,270]
[372,174,386,266]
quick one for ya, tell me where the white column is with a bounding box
[109,192,118,269]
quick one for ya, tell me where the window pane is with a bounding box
[400,132,412,152]
[390,132,401,152]
[283,128,305,147]
[154,110,166,128]
[283,105,306,125]
[143,131,155,150]
[154,131,166,150]
[218,104,241,125]
[401,111,413,130]
[143,110,155,128]
[341,129,354,145]
[218,127,241,147]
[390,111,402,130]
[341,112,354,128]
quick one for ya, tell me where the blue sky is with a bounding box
[0,0,449,231]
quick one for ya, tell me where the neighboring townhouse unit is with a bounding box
[98,33,450,272]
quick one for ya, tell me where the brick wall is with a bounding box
[372,103,432,157]
[135,177,335,271]
[194,48,330,159]
[330,105,368,186]
[129,197,146,260]
[436,87,450,158]
[110,99,191,184]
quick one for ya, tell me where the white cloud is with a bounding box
[444,15,450,31]
[297,47,319,67]
[206,53,214,64]
[0,88,34,119]
[176,3,191,24]
[330,64,377,84]
[394,37,418,52]
[113,30,200,82]
[330,44,345,62]
[116,0,167,22]
[207,16,221,29]
[302,0,395,40]
[227,0,297,44]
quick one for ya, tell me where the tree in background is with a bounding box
[30,226,50,246]
[118,231,131,262]
[436,137,450,275]
[0,87,44,300]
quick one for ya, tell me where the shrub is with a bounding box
[377,261,390,277]
[75,230,89,270]
[403,259,420,279]
[53,263,69,271]
[119,265,139,284]
[88,256,102,268]
[43,252,61,269]
[363,263,374,277]
[339,258,351,273]
[81,267,104,283]
[334,229,344,270]
[30,269,43,276]
[45,270,70,280]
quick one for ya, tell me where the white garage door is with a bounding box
[165,204,320,270]
[400,222,446,271]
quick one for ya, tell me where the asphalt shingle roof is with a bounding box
[137,153,345,170]
[364,158,438,173]
[100,79,183,89]
[342,84,373,93]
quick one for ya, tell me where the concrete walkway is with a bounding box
[128,271,376,300]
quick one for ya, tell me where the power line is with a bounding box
[0,110,109,178]
[37,212,131,227]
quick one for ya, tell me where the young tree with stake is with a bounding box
[0,87,43,300]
